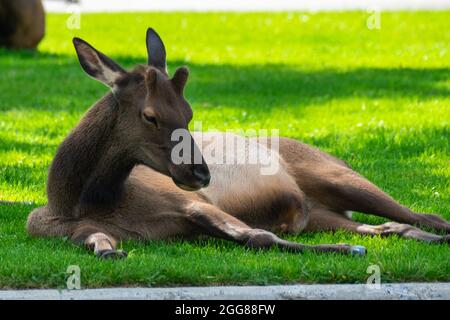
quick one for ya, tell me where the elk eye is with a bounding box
[143,113,157,127]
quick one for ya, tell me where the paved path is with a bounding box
[43,0,450,13]
[1,283,449,300]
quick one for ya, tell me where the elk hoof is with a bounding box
[96,249,128,260]
[350,245,366,256]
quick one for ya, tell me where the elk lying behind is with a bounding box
[0,0,45,49]
[27,29,450,259]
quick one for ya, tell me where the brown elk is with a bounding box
[27,29,450,259]
[0,0,45,49]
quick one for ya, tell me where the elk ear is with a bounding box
[73,37,126,88]
[146,28,166,71]
[171,66,189,95]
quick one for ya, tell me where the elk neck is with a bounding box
[46,93,136,216]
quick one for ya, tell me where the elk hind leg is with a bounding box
[306,207,450,244]
[312,167,450,233]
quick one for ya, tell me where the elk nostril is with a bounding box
[193,166,211,186]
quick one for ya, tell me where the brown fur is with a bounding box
[0,0,45,49]
[27,29,450,258]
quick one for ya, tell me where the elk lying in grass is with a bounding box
[27,29,450,259]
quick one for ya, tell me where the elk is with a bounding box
[27,29,450,259]
[0,0,45,49]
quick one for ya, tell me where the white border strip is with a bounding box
[43,0,450,13]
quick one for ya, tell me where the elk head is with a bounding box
[72,28,210,191]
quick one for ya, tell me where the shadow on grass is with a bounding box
[0,50,448,112]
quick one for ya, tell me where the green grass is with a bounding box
[0,12,449,288]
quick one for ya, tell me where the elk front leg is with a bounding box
[71,225,127,259]
[185,202,366,256]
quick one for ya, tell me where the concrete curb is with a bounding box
[1,283,449,300]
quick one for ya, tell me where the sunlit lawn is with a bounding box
[0,12,449,288]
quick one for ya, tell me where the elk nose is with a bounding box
[193,165,211,187]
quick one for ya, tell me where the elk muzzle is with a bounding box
[168,162,210,191]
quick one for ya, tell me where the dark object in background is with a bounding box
[0,0,45,49]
